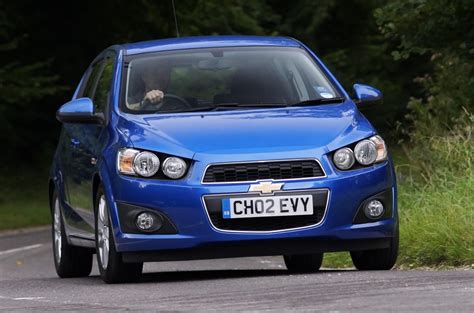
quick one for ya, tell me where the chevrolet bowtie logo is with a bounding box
[248,181,284,194]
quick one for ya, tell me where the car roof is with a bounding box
[121,35,302,56]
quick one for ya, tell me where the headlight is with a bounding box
[162,157,187,179]
[354,135,388,166]
[354,140,377,165]
[333,135,388,170]
[333,147,355,170]
[118,148,188,179]
[133,151,160,177]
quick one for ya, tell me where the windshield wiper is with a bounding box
[212,102,288,108]
[156,103,288,113]
[288,97,345,107]
[151,100,338,114]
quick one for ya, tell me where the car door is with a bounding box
[64,52,116,235]
[61,59,103,234]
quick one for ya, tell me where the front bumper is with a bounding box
[107,158,397,259]
[122,237,390,263]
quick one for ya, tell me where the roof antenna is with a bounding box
[171,0,180,38]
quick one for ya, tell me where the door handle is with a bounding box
[70,138,80,147]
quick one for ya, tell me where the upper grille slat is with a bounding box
[203,160,325,183]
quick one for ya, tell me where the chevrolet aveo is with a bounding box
[50,36,398,283]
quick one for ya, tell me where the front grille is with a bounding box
[203,189,328,232]
[203,160,325,183]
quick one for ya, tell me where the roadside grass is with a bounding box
[397,174,474,267]
[0,172,50,231]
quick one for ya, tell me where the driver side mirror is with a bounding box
[352,84,383,107]
[56,98,104,124]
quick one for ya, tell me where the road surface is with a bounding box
[1,227,473,312]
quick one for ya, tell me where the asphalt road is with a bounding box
[0,228,473,312]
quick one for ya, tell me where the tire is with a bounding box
[284,254,323,273]
[350,222,399,270]
[52,191,93,278]
[95,185,143,284]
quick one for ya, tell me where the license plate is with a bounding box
[222,195,313,219]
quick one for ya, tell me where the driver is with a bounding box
[128,61,171,110]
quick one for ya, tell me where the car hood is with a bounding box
[118,101,375,161]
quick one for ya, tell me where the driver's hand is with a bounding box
[143,90,164,103]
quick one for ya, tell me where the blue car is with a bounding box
[50,36,398,283]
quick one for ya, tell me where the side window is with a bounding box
[93,56,115,113]
[82,60,104,99]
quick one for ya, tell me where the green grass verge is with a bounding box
[0,173,50,231]
[396,169,474,267]
[0,199,50,230]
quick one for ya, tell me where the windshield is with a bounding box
[122,47,341,113]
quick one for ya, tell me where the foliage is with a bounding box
[375,0,474,139]
[177,0,277,36]
[0,5,60,160]
[376,0,474,267]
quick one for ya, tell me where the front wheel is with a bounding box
[52,191,93,278]
[350,222,399,270]
[95,186,143,284]
[284,254,323,273]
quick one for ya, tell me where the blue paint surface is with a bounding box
[222,199,231,219]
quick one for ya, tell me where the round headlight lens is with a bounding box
[162,157,187,179]
[132,151,160,177]
[354,140,377,165]
[333,147,355,170]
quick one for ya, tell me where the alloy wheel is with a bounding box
[97,195,110,270]
[53,198,62,263]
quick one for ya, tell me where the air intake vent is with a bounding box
[203,160,325,183]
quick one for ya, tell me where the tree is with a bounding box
[0,3,59,161]
[375,0,474,138]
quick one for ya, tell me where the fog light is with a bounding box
[136,212,155,231]
[364,199,384,219]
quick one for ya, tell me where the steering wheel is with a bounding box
[142,94,192,111]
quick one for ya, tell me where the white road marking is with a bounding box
[0,244,43,256]
[13,297,45,301]
[0,295,49,303]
